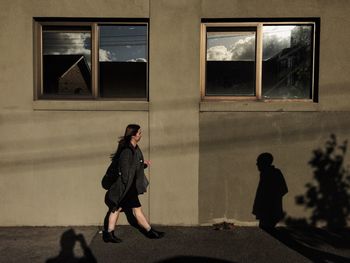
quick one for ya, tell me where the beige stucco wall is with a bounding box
[0,111,149,225]
[0,0,201,226]
[1,0,350,226]
[198,0,350,225]
[199,113,350,224]
[0,0,150,226]
[149,0,200,225]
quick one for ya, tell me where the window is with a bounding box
[201,19,319,101]
[34,19,148,100]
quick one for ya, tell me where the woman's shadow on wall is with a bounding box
[260,134,350,263]
[252,152,288,230]
[46,229,97,263]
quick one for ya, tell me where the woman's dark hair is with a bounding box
[111,124,140,161]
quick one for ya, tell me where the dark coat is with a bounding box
[252,166,288,224]
[108,144,149,211]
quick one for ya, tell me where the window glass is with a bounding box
[206,27,256,96]
[262,25,313,99]
[42,27,92,96]
[99,25,147,98]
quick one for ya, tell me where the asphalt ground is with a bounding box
[0,226,349,263]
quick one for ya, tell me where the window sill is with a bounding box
[33,100,149,111]
[199,100,320,112]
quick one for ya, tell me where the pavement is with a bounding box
[0,225,349,263]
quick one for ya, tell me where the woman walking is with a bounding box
[103,124,164,243]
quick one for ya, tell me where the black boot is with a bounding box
[151,228,165,238]
[102,230,122,243]
[145,227,164,239]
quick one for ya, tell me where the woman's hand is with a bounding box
[144,160,151,166]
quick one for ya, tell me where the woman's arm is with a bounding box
[144,160,151,169]
[119,148,133,185]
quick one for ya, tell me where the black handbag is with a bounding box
[101,161,119,190]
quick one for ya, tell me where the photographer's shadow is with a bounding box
[46,229,97,263]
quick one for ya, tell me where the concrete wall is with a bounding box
[149,0,200,225]
[0,111,149,225]
[199,113,350,224]
[0,0,150,226]
[1,0,350,226]
[198,0,350,225]
[0,0,200,226]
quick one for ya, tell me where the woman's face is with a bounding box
[132,129,142,143]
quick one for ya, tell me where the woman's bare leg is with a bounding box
[108,208,122,232]
[133,207,151,231]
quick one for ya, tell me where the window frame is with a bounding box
[34,19,149,101]
[200,19,319,102]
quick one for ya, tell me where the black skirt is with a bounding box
[105,176,141,212]
[118,176,141,210]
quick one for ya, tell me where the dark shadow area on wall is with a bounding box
[252,152,288,229]
[286,134,350,228]
[46,228,97,263]
[263,134,350,263]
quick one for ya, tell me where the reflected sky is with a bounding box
[263,26,295,38]
[262,26,295,59]
[43,31,92,67]
[43,25,148,68]
[207,25,298,61]
[207,31,255,61]
[207,32,244,49]
[99,25,147,62]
